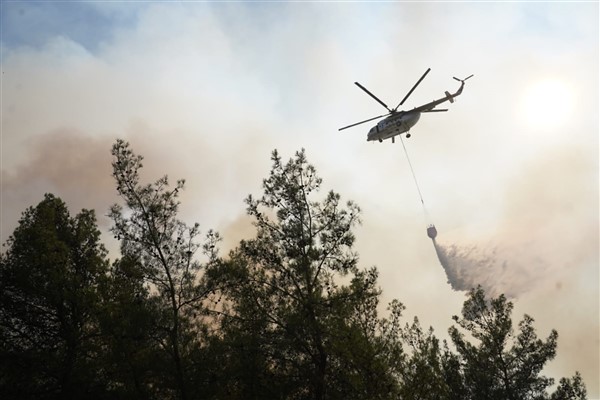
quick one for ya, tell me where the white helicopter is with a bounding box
[339,68,473,143]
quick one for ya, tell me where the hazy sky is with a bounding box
[1,1,598,395]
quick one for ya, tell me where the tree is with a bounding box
[550,372,587,400]
[109,139,219,400]
[397,317,465,400]
[0,194,109,399]
[207,149,404,400]
[97,254,166,399]
[448,287,587,400]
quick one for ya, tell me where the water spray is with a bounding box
[399,135,532,300]
[399,136,499,297]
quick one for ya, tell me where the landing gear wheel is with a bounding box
[406,133,411,138]
[378,138,383,143]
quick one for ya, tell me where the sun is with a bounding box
[518,79,575,132]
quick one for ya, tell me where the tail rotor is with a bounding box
[453,74,474,83]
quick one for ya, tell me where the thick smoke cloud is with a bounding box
[1,2,597,395]
[425,145,598,389]
[430,146,597,301]
[1,130,116,242]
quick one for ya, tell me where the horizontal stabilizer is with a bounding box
[445,91,454,103]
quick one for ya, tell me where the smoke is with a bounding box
[1,2,597,395]
[428,141,598,391]
[430,145,597,300]
[1,129,116,242]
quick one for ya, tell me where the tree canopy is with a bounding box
[0,194,109,399]
[0,142,588,400]
[205,149,405,399]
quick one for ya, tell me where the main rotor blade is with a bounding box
[338,113,390,131]
[396,67,431,109]
[354,82,393,112]
[421,108,448,112]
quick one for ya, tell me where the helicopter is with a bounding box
[339,68,473,143]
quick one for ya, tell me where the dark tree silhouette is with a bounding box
[0,194,109,399]
[0,145,588,400]
[206,149,405,400]
[449,287,587,400]
[109,139,219,400]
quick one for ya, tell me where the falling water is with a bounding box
[431,237,537,299]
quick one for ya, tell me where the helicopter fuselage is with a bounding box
[339,69,473,143]
[367,110,421,142]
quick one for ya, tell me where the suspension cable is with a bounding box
[399,135,431,221]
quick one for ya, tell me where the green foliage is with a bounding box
[0,145,589,400]
[109,139,219,400]
[0,194,109,399]
[449,286,562,400]
[97,255,167,399]
[398,317,463,399]
[206,149,404,400]
[550,372,588,400]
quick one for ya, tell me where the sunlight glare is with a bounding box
[519,79,575,132]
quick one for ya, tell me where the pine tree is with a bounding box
[0,194,109,399]
[207,149,404,399]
